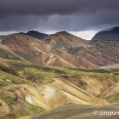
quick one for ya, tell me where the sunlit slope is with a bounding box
[1,59,118,118]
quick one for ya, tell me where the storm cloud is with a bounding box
[0,0,119,32]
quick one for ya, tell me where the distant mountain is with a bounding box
[21,30,48,39]
[43,31,88,52]
[92,27,119,42]
[1,31,119,68]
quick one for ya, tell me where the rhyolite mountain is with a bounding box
[92,26,119,42]
[21,30,48,39]
[1,31,119,68]
[1,30,119,119]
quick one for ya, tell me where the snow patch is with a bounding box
[102,28,114,32]
[25,95,34,105]
[6,79,12,83]
[41,86,56,103]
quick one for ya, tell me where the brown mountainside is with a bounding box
[0,31,119,68]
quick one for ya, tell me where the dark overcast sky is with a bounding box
[0,0,119,39]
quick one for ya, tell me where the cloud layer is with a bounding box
[0,0,119,32]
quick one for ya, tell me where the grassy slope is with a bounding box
[6,59,118,80]
[0,59,119,118]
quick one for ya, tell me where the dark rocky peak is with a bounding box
[92,26,119,42]
[22,30,48,40]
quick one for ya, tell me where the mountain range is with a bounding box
[1,27,119,119]
[1,29,119,69]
